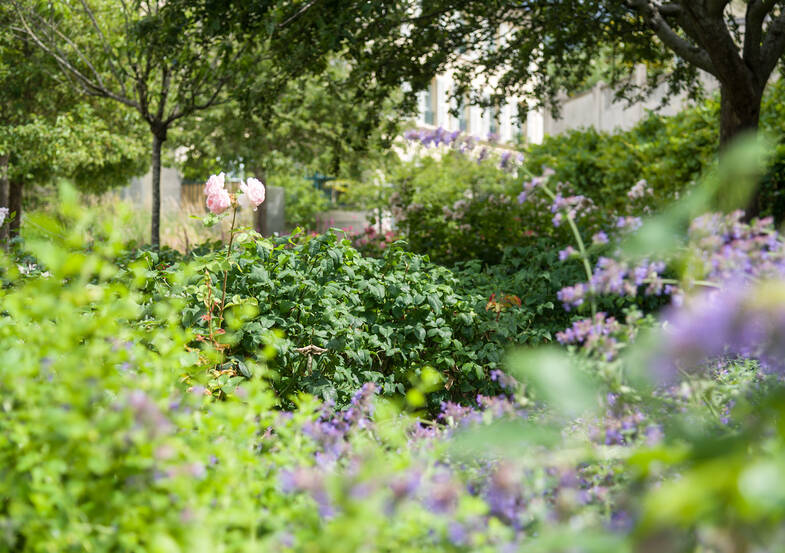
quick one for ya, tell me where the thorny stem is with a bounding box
[219,205,238,326]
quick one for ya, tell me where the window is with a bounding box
[456,93,468,132]
[513,115,526,145]
[423,80,435,126]
[487,103,499,138]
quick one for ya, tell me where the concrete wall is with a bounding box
[261,185,286,236]
[315,209,395,235]
[119,166,182,215]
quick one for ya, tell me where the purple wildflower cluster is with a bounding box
[271,384,660,549]
[301,383,377,464]
[654,281,785,382]
[127,389,173,437]
[557,211,785,312]
[556,257,667,310]
[516,170,602,237]
[404,127,462,148]
[556,312,632,361]
[593,404,662,447]
[686,211,785,282]
[627,180,652,200]
[615,216,643,231]
[550,192,594,227]
[552,209,785,390]
[403,127,523,170]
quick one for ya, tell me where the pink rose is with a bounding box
[204,173,226,196]
[206,187,231,214]
[238,177,266,210]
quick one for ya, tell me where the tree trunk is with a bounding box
[719,84,765,219]
[0,154,9,248]
[719,85,761,148]
[8,179,22,240]
[151,131,166,248]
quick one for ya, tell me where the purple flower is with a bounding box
[652,281,785,383]
[426,472,460,514]
[627,179,651,200]
[559,246,577,261]
[616,216,643,231]
[127,390,172,437]
[447,522,468,545]
[499,151,512,170]
[557,283,587,310]
[556,312,625,360]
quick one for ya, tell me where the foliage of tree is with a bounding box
[171,59,409,231]
[0,4,146,243]
[11,0,257,247]
[211,0,783,214]
[12,0,351,246]
[322,1,785,143]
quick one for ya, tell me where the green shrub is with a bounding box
[141,231,558,409]
[385,80,785,268]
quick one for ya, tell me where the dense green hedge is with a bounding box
[135,232,564,409]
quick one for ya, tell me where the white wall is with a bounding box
[535,68,719,142]
[119,166,182,214]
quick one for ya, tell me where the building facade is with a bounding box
[410,66,716,146]
[412,69,544,147]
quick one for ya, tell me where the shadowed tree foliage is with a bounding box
[171,58,408,194]
[205,0,785,215]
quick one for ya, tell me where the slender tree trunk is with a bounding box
[0,154,9,248]
[719,84,765,220]
[151,131,166,248]
[8,179,22,240]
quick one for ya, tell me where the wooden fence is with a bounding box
[181,182,205,210]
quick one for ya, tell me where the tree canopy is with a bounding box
[11,0,360,246]
[0,3,147,242]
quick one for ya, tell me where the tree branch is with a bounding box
[657,3,682,17]
[704,0,731,18]
[76,0,131,93]
[156,66,171,121]
[11,7,139,110]
[276,0,322,31]
[627,0,717,74]
[743,0,776,76]
[14,2,112,93]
